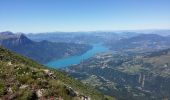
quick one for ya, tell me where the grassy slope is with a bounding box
[0,46,114,100]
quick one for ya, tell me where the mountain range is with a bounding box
[0,31,92,63]
[106,34,170,53]
[1,31,170,100]
[26,32,138,44]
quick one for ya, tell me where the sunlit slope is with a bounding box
[0,46,114,100]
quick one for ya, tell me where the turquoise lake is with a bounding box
[46,44,109,68]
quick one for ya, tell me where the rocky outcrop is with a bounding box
[138,73,146,88]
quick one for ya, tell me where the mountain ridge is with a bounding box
[106,34,170,53]
[0,32,92,63]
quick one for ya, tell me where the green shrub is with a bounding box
[0,81,5,96]
[18,89,34,100]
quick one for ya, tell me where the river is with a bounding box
[46,43,109,68]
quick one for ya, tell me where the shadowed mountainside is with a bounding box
[0,31,92,64]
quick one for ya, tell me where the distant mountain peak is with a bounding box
[128,34,164,41]
[15,33,33,45]
[17,33,27,39]
[0,32,33,46]
[0,31,14,35]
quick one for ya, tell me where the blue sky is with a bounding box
[0,0,170,33]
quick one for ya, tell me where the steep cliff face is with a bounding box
[0,33,33,47]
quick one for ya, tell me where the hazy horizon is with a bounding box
[1,29,170,34]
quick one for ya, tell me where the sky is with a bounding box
[0,0,170,33]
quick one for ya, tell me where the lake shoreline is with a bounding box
[46,43,109,68]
